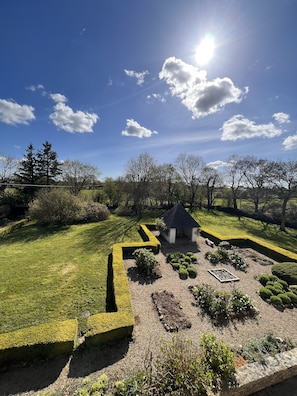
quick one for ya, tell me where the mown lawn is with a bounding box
[193,209,297,254]
[0,215,140,334]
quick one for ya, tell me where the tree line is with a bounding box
[1,145,297,231]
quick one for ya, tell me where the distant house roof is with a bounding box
[163,204,200,229]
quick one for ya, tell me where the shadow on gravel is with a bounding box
[0,355,68,395]
[68,337,130,378]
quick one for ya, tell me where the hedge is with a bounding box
[84,224,160,347]
[200,227,297,263]
[272,262,297,285]
[0,218,29,238]
[0,319,78,366]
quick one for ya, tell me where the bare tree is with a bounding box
[0,155,18,183]
[175,153,204,210]
[224,155,244,210]
[151,163,178,207]
[266,160,297,231]
[238,156,270,214]
[60,160,101,195]
[201,165,221,210]
[124,152,156,217]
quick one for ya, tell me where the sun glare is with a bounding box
[196,36,215,65]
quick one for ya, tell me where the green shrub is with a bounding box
[270,295,283,307]
[277,279,289,290]
[29,189,82,225]
[259,287,273,300]
[272,262,297,285]
[286,292,297,304]
[133,248,159,275]
[258,274,270,286]
[265,285,281,295]
[205,251,220,264]
[76,374,109,396]
[199,333,235,389]
[113,371,147,395]
[179,267,188,280]
[80,201,110,222]
[187,265,197,278]
[278,293,291,305]
[171,262,180,271]
[269,274,279,282]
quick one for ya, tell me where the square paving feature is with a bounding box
[208,268,240,283]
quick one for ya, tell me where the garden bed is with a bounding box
[208,268,240,283]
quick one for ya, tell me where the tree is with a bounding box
[201,165,221,210]
[0,155,18,184]
[124,152,156,217]
[175,153,204,210]
[15,144,38,200]
[151,163,178,207]
[266,160,297,231]
[36,141,62,184]
[60,160,100,195]
[239,156,269,214]
[225,155,244,210]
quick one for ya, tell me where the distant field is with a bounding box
[193,209,297,254]
[0,215,140,334]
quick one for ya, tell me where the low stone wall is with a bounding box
[223,348,297,395]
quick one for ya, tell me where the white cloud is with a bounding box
[0,99,35,125]
[283,134,297,150]
[159,56,246,118]
[206,160,230,169]
[26,84,45,92]
[273,112,290,124]
[146,93,166,103]
[121,119,158,138]
[50,93,67,103]
[49,102,99,133]
[220,115,282,141]
[124,69,149,86]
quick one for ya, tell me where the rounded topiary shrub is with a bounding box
[278,293,291,305]
[258,274,270,286]
[269,274,279,282]
[179,267,189,280]
[259,287,273,300]
[187,266,197,279]
[265,285,281,295]
[270,295,283,307]
[272,262,297,285]
[286,292,297,304]
[277,279,289,290]
[171,262,180,271]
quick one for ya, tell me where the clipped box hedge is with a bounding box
[201,227,297,263]
[0,218,29,238]
[0,319,78,366]
[85,224,160,347]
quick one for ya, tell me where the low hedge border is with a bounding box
[84,224,160,347]
[0,223,160,364]
[200,228,297,263]
[0,218,29,238]
[0,319,78,366]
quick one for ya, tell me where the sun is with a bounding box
[196,35,215,65]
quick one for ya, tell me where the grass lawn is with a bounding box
[193,209,297,254]
[0,215,141,334]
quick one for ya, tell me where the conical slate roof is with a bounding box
[163,204,200,229]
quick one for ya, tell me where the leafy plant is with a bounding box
[133,248,159,275]
[76,374,109,396]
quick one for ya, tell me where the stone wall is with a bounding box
[223,348,297,395]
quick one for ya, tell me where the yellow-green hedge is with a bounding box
[0,218,29,238]
[201,227,297,262]
[84,224,160,346]
[0,319,78,366]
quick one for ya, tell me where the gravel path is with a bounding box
[1,235,297,395]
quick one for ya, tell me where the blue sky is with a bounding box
[1,0,297,178]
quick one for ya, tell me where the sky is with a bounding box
[1,0,297,179]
